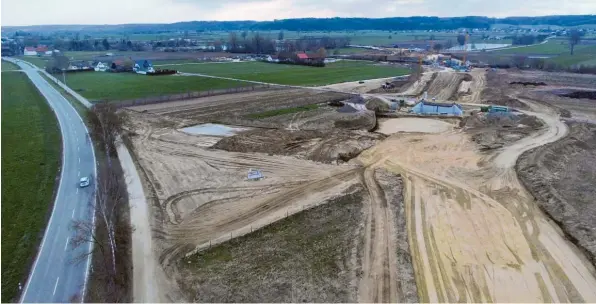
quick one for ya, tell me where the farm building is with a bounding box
[23,47,37,56]
[411,101,463,116]
[94,62,109,72]
[133,60,155,74]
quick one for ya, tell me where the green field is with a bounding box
[62,72,248,101]
[546,45,596,67]
[17,56,49,68]
[494,41,592,55]
[162,61,410,86]
[1,72,61,302]
[1,60,20,71]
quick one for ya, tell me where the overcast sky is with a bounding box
[2,0,596,26]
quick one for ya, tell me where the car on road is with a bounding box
[79,176,91,188]
[358,80,365,84]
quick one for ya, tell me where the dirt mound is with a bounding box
[562,91,596,100]
[517,122,596,267]
[365,97,390,113]
[213,129,385,164]
[509,81,547,86]
[461,112,544,150]
[426,72,468,100]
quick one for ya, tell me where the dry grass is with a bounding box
[177,187,365,303]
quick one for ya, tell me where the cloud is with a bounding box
[2,0,595,26]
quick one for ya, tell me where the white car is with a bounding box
[79,176,91,188]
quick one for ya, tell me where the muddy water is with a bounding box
[357,124,596,302]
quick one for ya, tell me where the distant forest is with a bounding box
[4,15,596,33]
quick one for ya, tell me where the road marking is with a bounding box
[78,171,80,177]
[78,157,80,164]
[53,277,60,296]
[72,209,76,218]
[64,237,69,250]
[76,187,79,194]
[77,146,79,151]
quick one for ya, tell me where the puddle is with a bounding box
[179,123,250,136]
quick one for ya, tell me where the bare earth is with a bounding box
[376,118,453,134]
[123,68,596,303]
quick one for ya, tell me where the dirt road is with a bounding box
[357,102,596,302]
[358,167,399,302]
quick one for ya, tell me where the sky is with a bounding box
[2,0,596,26]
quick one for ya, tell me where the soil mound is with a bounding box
[213,129,385,164]
[562,91,596,100]
[461,112,544,150]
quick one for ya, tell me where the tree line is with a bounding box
[5,15,596,33]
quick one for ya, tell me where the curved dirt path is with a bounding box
[357,103,596,302]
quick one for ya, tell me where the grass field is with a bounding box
[545,45,596,67]
[62,72,248,101]
[494,41,593,55]
[162,61,410,86]
[16,56,49,69]
[1,60,20,71]
[1,72,61,302]
[179,190,363,302]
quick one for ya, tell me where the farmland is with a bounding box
[60,72,248,101]
[161,61,410,86]
[1,72,61,302]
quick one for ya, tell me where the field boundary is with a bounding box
[110,84,274,108]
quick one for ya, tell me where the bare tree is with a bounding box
[433,43,443,52]
[457,33,467,46]
[278,31,284,41]
[241,31,248,40]
[71,102,130,302]
[568,29,582,55]
[228,32,238,52]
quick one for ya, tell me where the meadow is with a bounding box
[161,60,410,86]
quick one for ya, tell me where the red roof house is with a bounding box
[296,53,309,60]
[35,45,48,53]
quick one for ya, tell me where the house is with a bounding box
[133,59,155,74]
[411,101,463,116]
[265,55,279,63]
[296,52,309,61]
[110,60,132,72]
[94,61,109,72]
[35,45,48,54]
[24,47,37,56]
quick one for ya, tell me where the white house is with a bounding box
[265,55,279,63]
[133,60,155,74]
[94,62,108,72]
[24,47,37,56]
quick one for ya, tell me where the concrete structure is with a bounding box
[411,101,463,116]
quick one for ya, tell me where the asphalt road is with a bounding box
[6,59,97,303]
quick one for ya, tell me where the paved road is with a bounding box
[5,58,97,302]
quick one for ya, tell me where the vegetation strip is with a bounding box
[1,72,61,302]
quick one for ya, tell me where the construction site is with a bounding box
[121,58,596,302]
